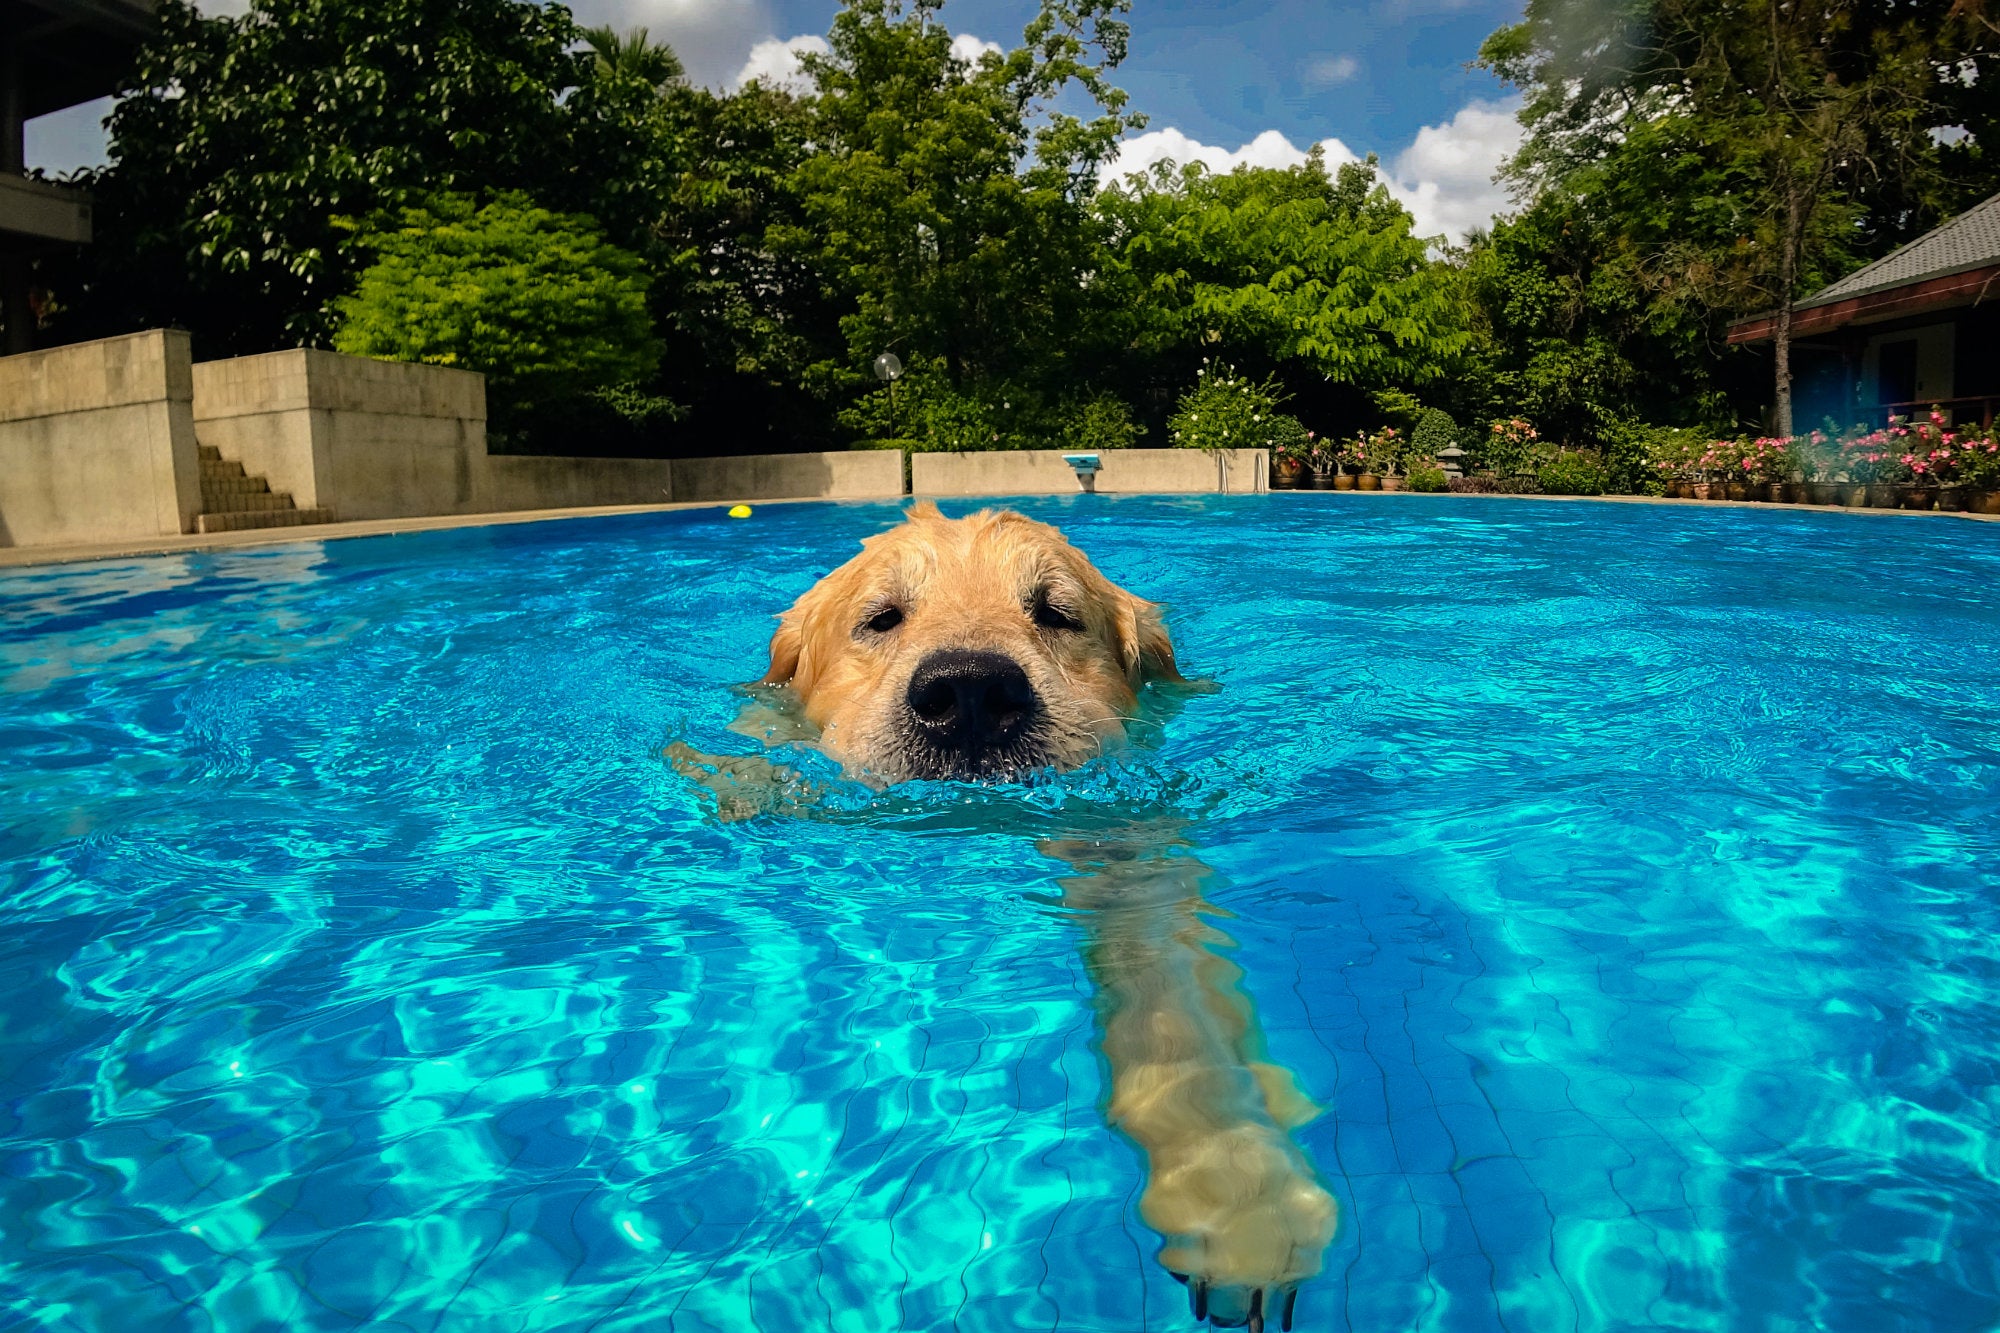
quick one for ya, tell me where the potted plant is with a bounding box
[1689,441,1727,500]
[1649,435,1697,498]
[1897,410,1958,510]
[1329,436,1358,489]
[1745,436,1795,502]
[1272,433,1311,489]
[1840,427,1900,506]
[1948,428,2000,514]
[1795,431,1841,504]
[1370,426,1405,490]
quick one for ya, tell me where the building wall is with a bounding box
[0,330,200,546]
[912,448,1268,497]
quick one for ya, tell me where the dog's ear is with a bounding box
[759,614,802,686]
[1115,592,1185,686]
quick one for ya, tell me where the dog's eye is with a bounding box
[1032,594,1083,633]
[863,605,904,634]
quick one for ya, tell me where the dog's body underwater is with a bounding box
[689,503,1335,1331]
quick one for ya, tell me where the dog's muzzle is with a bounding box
[899,649,1047,779]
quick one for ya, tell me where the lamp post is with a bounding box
[873,351,904,437]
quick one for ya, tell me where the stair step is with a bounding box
[198,444,222,462]
[202,474,272,496]
[196,507,334,534]
[201,489,296,512]
[200,458,247,480]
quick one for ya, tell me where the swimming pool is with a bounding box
[4,493,1999,1332]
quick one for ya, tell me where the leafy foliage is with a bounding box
[1408,462,1450,492]
[1099,151,1471,408]
[88,0,587,352]
[781,0,1142,402]
[1411,408,1460,460]
[1478,0,1995,433]
[1536,450,1609,495]
[1168,364,1309,455]
[330,193,660,424]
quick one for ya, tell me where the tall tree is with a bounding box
[84,0,586,353]
[779,0,1144,401]
[1482,0,1990,433]
[1097,151,1472,427]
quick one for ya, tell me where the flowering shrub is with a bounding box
[1170,362,1310,455]
[1941,428,2000,488]
[1851,410,2000,487]
[1480,418,1540,476]
[1361,425,1406,475]
[1733,436,1796,481]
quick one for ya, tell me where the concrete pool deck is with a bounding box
[3,487,1994,572]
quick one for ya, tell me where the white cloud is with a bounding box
[731,34,830,94]
[1303,54,1359,87]
[1104,97,1525,245]
[949,33,1004,65]
[1106,127,1358,183]
[1388,99,1524,241]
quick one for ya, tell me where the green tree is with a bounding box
[330,193,661,426]
[780,0,1143,409]
[84,0,589,353]
[1097,151,1471,432]
[580,26,684,89]
[1481,0,1991,433]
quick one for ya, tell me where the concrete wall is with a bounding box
[192,349,487,520]
[192,350,901,515]
[0,330,201,547]
[912,448,1267,497]
[671,450,903,503]
[478,455,678,512]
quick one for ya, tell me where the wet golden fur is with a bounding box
[758,502,1183,782]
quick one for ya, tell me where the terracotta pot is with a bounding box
[1357,473,1382,491]
[1765,481,1792,503]
[1840,484,1870,507]
[1806,482,1841,505]
[1273,460,1305,489]
[1937,487,1966,513]
[1971,490,2000,516]
[1690,481,1714,500]
[1724,481,1751,501]
[1866,483,1901,508]
[1902,485,1938,511]
[1673,480,1696,499]
[1381,474,1405,492]
[1332,472,1355,491]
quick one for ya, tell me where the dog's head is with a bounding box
[756,503,1183,782]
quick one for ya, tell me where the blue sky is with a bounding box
[25,0,1528,241]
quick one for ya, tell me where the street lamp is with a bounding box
[873,352,904,438]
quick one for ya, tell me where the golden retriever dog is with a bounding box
[753,501,1183,782]
[683,502,1335,1330]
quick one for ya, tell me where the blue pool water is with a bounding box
[4,494,2000,1332]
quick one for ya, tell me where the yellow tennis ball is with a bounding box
[727,504,753,519]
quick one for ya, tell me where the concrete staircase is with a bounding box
[196,444,333,533]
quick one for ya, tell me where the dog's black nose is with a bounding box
[905,650,1039,759]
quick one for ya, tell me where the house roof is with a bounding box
[1,0,160,120]
[1796,190,2000,310]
